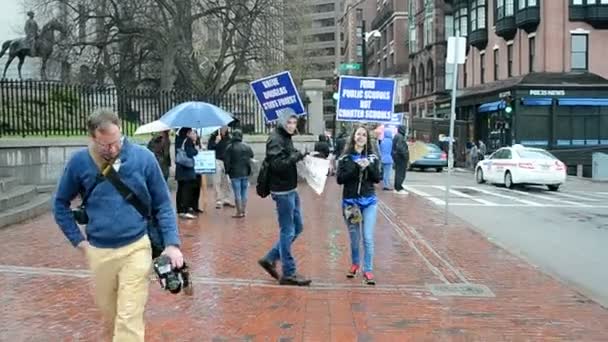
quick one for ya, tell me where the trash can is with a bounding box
[592,152,608,181]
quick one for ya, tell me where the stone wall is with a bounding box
[0,135,317,186]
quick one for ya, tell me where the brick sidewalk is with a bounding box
[0,181,607,341]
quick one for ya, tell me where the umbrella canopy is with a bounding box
[158,101,234,128]
[134,120,171,135]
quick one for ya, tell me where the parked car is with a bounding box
[409,143,447,172]
[475,144,567,191]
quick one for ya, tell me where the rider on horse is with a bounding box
[24,11,39,56]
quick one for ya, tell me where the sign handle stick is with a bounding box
[445,60,460,225]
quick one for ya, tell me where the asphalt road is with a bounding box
[401,168,608,308]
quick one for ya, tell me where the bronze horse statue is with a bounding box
[0,19,66,80]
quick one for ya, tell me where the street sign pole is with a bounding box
[444,33,466,225]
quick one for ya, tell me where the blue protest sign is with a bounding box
[336,76,396,123]
[389,112,404,126]
[250,71,306,122]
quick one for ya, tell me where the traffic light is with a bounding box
[332,75,340,102]
[503,95,514,119]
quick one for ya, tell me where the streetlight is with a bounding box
[361,29,381,77]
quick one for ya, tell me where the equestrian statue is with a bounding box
[0,11,66,80]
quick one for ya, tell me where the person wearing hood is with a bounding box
[314,133,331,159]
[391,125,409,195]
[224,130,254,218]
[258,109,312,286]
[378,129,394,190]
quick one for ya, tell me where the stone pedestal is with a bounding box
[302,79,327,136]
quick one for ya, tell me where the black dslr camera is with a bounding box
[153,255,192,295]
[72,206,89,225]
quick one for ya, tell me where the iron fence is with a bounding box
[0,79,300,137]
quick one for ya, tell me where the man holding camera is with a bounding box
[52,108,183,342]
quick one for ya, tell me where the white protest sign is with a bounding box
[297,155,330,195]
[194,151,216,174]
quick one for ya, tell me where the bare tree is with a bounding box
[24,0,311,97]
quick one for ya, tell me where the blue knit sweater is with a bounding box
[52,139,180,249]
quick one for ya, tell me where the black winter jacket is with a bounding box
[392,126,409,162]
[336,152,382,199]
[266,126,304,192]
[174,135,198,181]
[208,131,231,161]
[224,133,254,179]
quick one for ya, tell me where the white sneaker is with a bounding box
[394,190,409,195]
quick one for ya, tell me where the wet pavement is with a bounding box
[0,181,607,341]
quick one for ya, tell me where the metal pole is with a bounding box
[362,20,367,77]
[445,40,460,225]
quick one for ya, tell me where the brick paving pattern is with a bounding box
[0,182,607,341]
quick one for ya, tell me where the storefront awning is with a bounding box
[478,100,505,113]
[522,97,552,106]
[558,98,608,106]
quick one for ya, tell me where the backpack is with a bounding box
[256,158,271,198]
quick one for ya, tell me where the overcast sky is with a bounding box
[0,0,25,42]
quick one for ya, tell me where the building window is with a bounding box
[409,24,418,53]
[493,49,499,80]
[455,5,469,36]
[463,62,468,87]
[445,15,454,39]
[411,68,417,97]
[571,34,588,70]
[480,53,485,84]
[419,64,425,95]
[388,23,394,42]
[519,0,538,9]
[446,62,454,90]
[496,0,515,21]
[507,44,513,77]
[470,0,487,31]
[427,60,434,93]
[528,37,535,72]
[425,14,434,46]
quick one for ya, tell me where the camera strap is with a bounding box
[101,166,152,221]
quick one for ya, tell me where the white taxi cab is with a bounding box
[475,144,567,191]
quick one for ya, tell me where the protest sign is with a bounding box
[297,155,330,195]
[250,71,306,122]
[336,76,396,124]
[194,151,216,174]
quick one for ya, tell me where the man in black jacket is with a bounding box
[224,130,254,218]
[391,125,409,195]
[258,109,311,286]
[208,126,235,209]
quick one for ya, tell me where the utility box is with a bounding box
[592,152,608,181]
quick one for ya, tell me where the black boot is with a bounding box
[279,273,312,286]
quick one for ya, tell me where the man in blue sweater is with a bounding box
[52,108,183,342]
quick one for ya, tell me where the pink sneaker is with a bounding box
[346,264,360,278]
[363,272,376,285]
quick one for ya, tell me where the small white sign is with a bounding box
[194,151,216,174]
[446,37,467,65]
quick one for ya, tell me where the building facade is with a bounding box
[408,0,454,118]
[443,0,608,174]
[366,0,410,112]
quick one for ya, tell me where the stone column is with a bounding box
[302,79,326,136]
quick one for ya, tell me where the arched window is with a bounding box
[427,60,434,93]
[410,68,417,97]
[419,64,425,95]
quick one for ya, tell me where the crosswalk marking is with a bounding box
[500,188,591,207]
[548,191,600,202]
[401,184,606,208]
[432,186,498,206]
[456,186,545,206]
[403,186,446,206]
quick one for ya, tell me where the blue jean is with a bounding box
[345,203,377,272]
[382,163,393,188]
[230,177,249,204]
[264,191,304,277]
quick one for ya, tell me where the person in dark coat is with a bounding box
[391,125,409,194]
[224,130,254,218]
[147,130,171,182]
[175,127,198,219]
[208,126,235,209]
[314,134,331,159]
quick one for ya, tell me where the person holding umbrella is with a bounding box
[175,128,198,219]
[208,126,236,209]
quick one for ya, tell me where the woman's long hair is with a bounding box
[343,124,377,157]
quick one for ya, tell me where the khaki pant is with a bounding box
[214,160,234,206]
[86,235,152,342]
